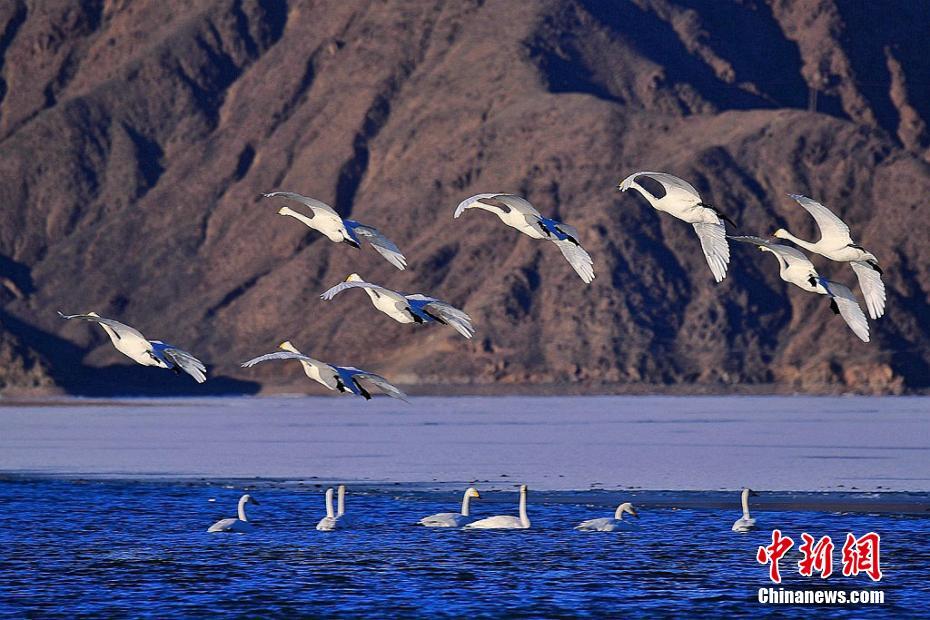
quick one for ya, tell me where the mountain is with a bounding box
[1,0,928,396]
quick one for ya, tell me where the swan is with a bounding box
[58,312,206,383]
[418,487,481,527]
[454,194,594,283]
[262,191,407,270]
[207,494,259,533]
[731,488,759,532]
[730,236,870,342]
[321,274,475,338]
[316,487,338,531]
[241,341,408,401]
[774,194,885,319]
[575,502,639,531]
[464,484,530,530]
[618,171,733,283]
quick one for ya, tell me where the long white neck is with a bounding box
[237,496,249,522]
[518,488,529,527]
[279,206,316,230]
[474,203,506,217]
[741,490,751,518]
[337,486,345,517]
[325,489,335,519]
[614,505,626,520]
[779,230,817,252]
[629,181,662,210]
[461,492,472,516]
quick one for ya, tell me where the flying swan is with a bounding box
[418,487,481,527]
[241,341,408,401]
[575,502,639,532]
[774,194,885,319]
[618,171,733,283]
[454,194,594,283]
[58,311,206,383]
[262,191,407,270]
[321,274,475,338]
[464,484,530,530]
[208,494,259,533]
[731,488,758,532]
[731,236,870,342]
[316,487,338,531]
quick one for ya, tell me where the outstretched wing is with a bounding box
[692,222,730,282]
[826,281,870,343]
[552,239,595,283]
[729,235,813,269]
[159,345,207,383]
[851,261,886,320]
[241,351,322,368]
[57,311,146,340]
[787,194,852,246]
[350,224,407,270]
[619,171,702,204]
[351,371,409,402]
[320,280,407,304]
[482,194,543,219]
[261,191,339,217]
[407,294,475,338]
[454,193,499,218]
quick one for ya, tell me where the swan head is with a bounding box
[741,488,758,500]
[240,494,259,506]
[772,229,789,240]
[519,484,528,494]
[345,273,364,283]
[278,340,299,353]
[615,502,638,519]
[465,487,480,499]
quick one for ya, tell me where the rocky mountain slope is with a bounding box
[1,0,928,395]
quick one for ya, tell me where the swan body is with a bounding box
[321,274,475,338]
[263,191,407,270]
[464,485,530,530]
[241,341,408,401]
[730,236,870,342]
[208,494,258,533]
[774,194,885,319]
[731,488,758,532]
[454,194,595,283]
[575,502,638,531]
[418,487,481,527]
[316,487,338,531]
[58,312,206,383]
[618,171,732,282]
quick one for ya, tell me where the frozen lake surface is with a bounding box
[1,395,927,491]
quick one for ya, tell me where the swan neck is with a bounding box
[741,491,751,518]
[518,488,529,526]
[282,208,314,228]
[782,231,815,251]
[461,492,471,516]
[614,506,625,520]
[326,490,335,519]
[238,497,249,522]
[337,487,345,517]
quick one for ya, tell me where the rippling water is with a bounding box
[2,479,927,617]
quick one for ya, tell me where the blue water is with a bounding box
[1,479,928,617]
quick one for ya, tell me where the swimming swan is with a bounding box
[731,488,759,532]
[208,494,258,533]
[730,236,870,342]
[464,485,530,530]
[418,487,481,527]
[58,311,206,383]
[321,274,475,338]
[774,194,884,319]
[263,191,407,270]
[454,194,594,283]
[316,488,338,531]
[618,171,733,283]
[241,341,408,401]
[575,502,638,531]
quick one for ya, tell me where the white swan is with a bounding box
[454,194,594,283]
[316,487,338,531]
[618,171,732,282]
[241,341,408,401]
[464,484,530,530]
[208,494,259,533]
[774,194,885,319]
[731,236,870,342]
[321,274,475,338]
[58,311,206,383]
[263,191,407,270]
[418,487,481,527]
[731,488,758,532]
[575,502,638,531]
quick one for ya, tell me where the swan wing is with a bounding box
[407,296,475,338]
[787,194,852,245]
[262,191,339,217]
[159,345,207,383]
[575,517,618,531]
[321,280,407,304]
[485,194,543,218]
[350,370,409,402]
[351,224,407,270]
[57,312,146,340]
[850,261,886,320]
[454,193,499,218]
[619,171,702,203]
[729,235,813,267]
[418,512,465,527]
[692,222,730,282]
[464,515,524,529]
[553,238,595,283]
[208,518,248,533]
[826,281,870,343]
[241,350,326,369]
